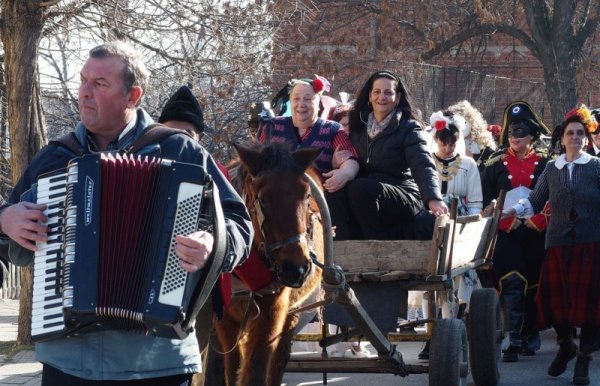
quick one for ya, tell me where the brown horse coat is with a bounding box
[214,143,324,386]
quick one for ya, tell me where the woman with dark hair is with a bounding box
[506,105,600,385]
[328,70,446,240]
[410,109,483,358]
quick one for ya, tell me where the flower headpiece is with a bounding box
[288,74,331,95]
[429,110,466,134]
[564,104,598,133]
[487,124,502,142]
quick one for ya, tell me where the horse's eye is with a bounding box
[305,192,312,201]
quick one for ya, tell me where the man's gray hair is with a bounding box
[89,41,149,104]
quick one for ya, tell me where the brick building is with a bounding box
[272,1,598,127]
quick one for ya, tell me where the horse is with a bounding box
[213,143,325,386]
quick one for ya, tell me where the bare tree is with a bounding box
[271,0,600,125]
[0,0,311,344]
[415,0,600,125]
[37,0,297,161]
[1,0,55,345]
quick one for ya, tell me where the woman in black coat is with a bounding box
[328,71,445,240]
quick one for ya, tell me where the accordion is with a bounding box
[30,153,226,342]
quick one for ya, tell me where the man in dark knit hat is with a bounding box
[159,85,205,141]
[159,85,227,386]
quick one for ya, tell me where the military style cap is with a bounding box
[499,101,550,147]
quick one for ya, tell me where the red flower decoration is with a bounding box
[312,78,324,93]
[487,124,501,142]
[434,120,446,131]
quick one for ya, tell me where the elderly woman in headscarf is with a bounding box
[259,75,359,193]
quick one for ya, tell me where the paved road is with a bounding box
[2,297,599,386]
[282,329,599,386]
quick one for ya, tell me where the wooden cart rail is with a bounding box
[331,210,499,285]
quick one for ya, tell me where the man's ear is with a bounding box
[128,85,143,107]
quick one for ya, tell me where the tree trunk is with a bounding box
[1,0,48,345]
[538,42,579,128]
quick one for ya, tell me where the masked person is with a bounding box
[482,101,551,362]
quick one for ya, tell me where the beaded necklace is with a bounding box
[433,153,461,181]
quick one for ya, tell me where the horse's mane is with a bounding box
[227,142,323,196]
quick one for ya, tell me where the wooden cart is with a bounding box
[286,198,504,386]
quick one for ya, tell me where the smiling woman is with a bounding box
[326,70,445,241]
[258,76,360,231]
[507,105,600,385]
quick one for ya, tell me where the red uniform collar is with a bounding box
[504,148,541,188]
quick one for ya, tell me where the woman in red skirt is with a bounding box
[505,105,600,385]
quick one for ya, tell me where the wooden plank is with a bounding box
[333,240,431,274]
[451,217,493,268]
[428,215,448,275]
[330,212,500,282]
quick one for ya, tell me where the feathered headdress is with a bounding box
[563,104,598,133]
[429,110,466,134]
[429,110,467,156]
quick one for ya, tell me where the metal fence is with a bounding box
[387,61,547,126]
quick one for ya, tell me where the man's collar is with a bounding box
[76,108,153,153]
[118,115,137,141]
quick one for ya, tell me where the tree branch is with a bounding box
[575,1,600,47]
[40,0,61,7]
[420,23,537,60]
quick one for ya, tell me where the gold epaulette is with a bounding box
[483,152,506,168]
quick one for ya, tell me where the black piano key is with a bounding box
[44,293,61,302]
[43,312,63,320]
[42,320,65,329]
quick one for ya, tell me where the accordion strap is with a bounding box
[51,124,191,156]
[127,124,191,154]
[183,182,228,333]
[50,132,86,156]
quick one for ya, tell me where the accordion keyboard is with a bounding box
[31,171,68,337]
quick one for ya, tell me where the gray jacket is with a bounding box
[530,156,600,248]
[0,109,252,381]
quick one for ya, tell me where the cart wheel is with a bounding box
[467,288,501,385]
[429,318,468,386]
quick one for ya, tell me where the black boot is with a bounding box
[573,353,592,385]
[418,340,430,360]
[548,339,577,377]
[500,274,526,362]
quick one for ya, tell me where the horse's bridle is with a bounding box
[246,169,328,289]
[252,194,317,288]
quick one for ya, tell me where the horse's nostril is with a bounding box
[278,260,312,288]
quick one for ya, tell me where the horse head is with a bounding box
[234,143,322,288]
